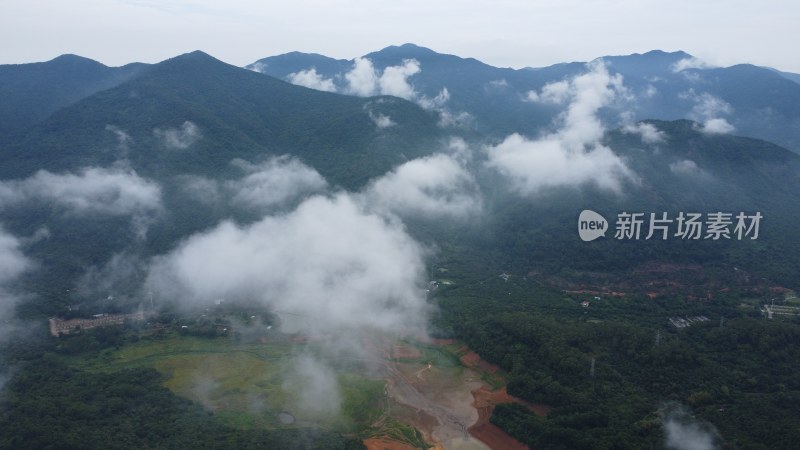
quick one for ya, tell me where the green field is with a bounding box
[65,333,385,433]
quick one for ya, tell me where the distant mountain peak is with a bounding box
[173,50,218,61]
[641,49,691,58]
[374,43,438,56]
[156,51,229,71]
[48,54,107,68]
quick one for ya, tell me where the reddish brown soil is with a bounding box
[363,438,420,450]
[467,385,550,450]
[470,423,528,450]
[459,351,500,374]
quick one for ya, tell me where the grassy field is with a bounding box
[64,332,384,433]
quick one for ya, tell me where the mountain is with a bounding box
[246,51,351,79]
[0,54,147,141]
[0,51,446,297]
[481,119,800,286]
[2,51,444,188]
[249,45,800,152]
[249,43,552,136]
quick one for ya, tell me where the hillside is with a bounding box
[0,54,147,141]
[1,51,444,188]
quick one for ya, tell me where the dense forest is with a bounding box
[432,268,800,449]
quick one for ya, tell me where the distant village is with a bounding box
[48,311,145,337]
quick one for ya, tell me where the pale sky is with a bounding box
[2,0,799,72]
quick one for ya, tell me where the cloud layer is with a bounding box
[145,193,429,337]
[287,68,338,92]
[681,90,736,135]
[177,156,327,211]
[662,404,721,450]
[154,121,202,149]
[671,57,714,73]
[363,141,481,219]
[286,57,464,126]
[0,167,160,215]
[622,122,666,144]
[227,156,328,210]
[487,61,635,194]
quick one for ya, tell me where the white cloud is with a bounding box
[684,91,732,120]
[177,157,326,209]
[344,57,380,96]
[378,59,421,100]
[363,146,481,219]
[681,90,735,135]
[342,57,423,102]
[337,58,467,127]
[487,79,509,90]
[671,57,714,73]
[0,227,30,294]
[669,159,705,176]
[662,404,720,450]
[177,174,222,205]
[145,193,430,337]
[436,109,473,128]
[248,62,268,74]
[286,67,337,92]
[525,80,571,104]
[0,167,162,238]
[227,156,327,210]
[368,111,396,128]
[154,121,201,149]
[623,122,666,144]
[699,118,735,134]
[642,84,658,98]
[417,86,449,110]
[0,167,162,217]
[487,61,634,194]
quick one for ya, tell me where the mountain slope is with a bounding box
[0,55,147,140]
[2,51,444,189]
[478,119,800,287]
[0,51,447,295]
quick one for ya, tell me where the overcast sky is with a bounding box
[2,0,798,72]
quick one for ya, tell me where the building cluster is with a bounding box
[48,311,145,336]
